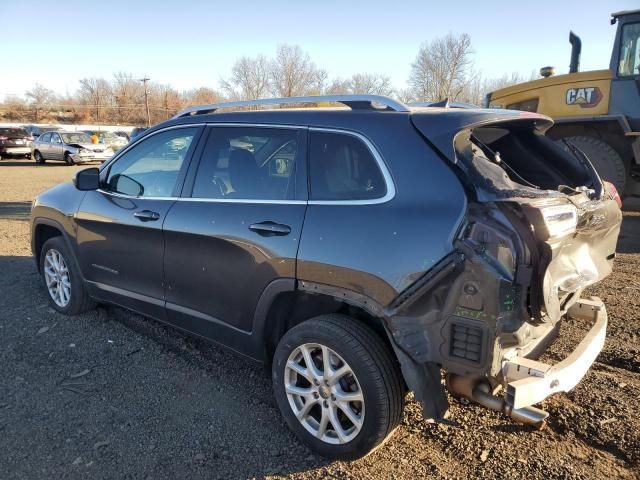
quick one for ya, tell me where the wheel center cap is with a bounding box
[318,385,330,399]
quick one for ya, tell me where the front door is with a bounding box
[49,132,64,160]
[75,126,202,318]
[162,125,307,356]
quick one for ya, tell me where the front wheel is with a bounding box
[40,236,95,315]
[272,315,404,460]
[34,151,45,164]
[63,152,75,165]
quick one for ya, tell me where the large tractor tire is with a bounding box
[559,136,627,195]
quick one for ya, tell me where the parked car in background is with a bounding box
[113,131,130,141]
[31,131,114,165]
[22,125,61,139]
[129,127,147,140]
[30,95,622,460]
[0,127,33,160]
[82,130,128,152]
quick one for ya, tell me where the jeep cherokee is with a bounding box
[30,95,622,460]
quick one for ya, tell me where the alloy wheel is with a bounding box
[44,248,71,307]
[284,343,365,444]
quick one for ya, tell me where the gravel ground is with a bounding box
[1,158,638,479]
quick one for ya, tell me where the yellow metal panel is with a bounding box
[489,70,612,118]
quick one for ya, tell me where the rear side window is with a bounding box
[39,133,51,142]
[309,131,386,201]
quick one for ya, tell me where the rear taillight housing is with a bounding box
[538,204,578,238]
[603,181,622,208]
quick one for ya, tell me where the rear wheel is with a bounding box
[272,314,404,460]
[559,136,626,195]
[34,150,45,164]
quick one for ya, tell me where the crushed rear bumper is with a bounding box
[502,297,606,409]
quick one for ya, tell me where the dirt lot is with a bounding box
[1,158,638,479]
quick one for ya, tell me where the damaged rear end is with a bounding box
[394,110,622,427]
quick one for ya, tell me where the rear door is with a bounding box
[75,126,202,318]
[162,125,307,355]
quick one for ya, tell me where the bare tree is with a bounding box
[184,87,221,105]
[347,73,394,96]
[1,95,29,122]
[325,73,394,96]
[220,55,271,100]
[78,78,111,122]
[112,72,144,122]
[25,83,54,122]
[409,33,474,102]
[270,44,324,97]
[326,78,351,95]
[460,71,537,106]
[396,88,415,105]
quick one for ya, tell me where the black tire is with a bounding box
[63,152,75,165]
[34,150,45,164]
[272,314,404,460]
[40,236,95,315]
[559,136,627,195]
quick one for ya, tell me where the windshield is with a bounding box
[618,22,640,77]
[61,133,92,144]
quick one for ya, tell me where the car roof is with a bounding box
[159,105,550,134]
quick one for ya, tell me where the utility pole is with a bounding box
[164,90,169,120]
[139,76,151,127]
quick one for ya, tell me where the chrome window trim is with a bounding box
[98,123,396,206]
[178,198,307,205]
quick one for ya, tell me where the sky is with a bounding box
[1,0,637,99]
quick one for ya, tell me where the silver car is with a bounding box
[32,131,114,165]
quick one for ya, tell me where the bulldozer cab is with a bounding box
[485,10,640,198]
[610,11,640,129]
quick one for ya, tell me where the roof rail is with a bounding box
[408,100,478,109]
[172,94,410,118]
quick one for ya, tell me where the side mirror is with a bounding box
[74,167,100,191]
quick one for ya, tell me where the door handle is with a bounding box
[249,221,291,236]
[134,210,161,222]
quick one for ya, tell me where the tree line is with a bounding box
[0,34,534,126]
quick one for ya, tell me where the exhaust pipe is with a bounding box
[447,374,549,429]
[569,31,581,74]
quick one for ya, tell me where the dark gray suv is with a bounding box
[30,95,622,459]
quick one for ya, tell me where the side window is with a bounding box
[105,127,198,197]
[50,133,61,144]
[618,22,640,77]
[192,126,300,200]
[309,131,387,201]
[40,133,51,142]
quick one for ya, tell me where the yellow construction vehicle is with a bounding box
[485,10,640,196]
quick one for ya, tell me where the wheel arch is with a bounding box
[251,280,394,367]
[32,218,77,273]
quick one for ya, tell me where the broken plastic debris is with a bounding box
[69,369,90,379]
